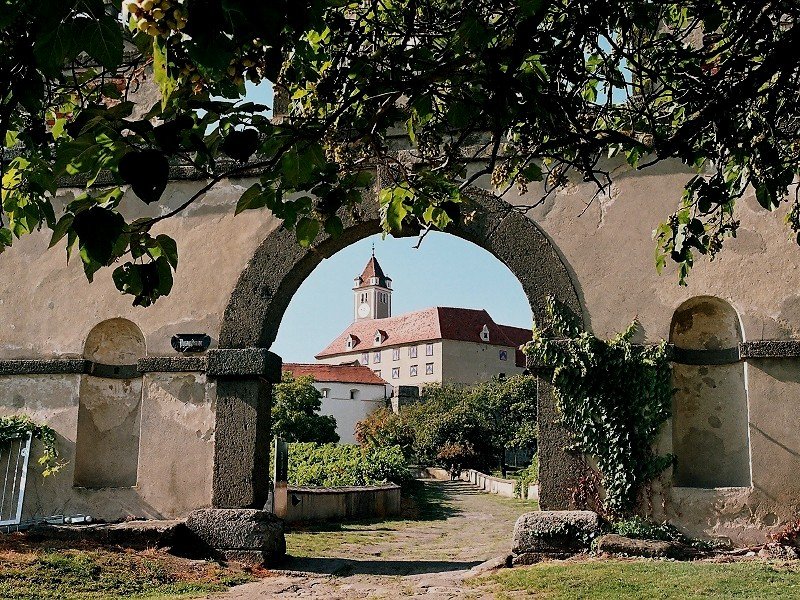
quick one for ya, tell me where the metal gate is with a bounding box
[0,433,31,527]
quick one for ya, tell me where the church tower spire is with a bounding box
[353,251,392,321]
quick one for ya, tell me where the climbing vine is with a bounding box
[525,297,674,516]
[0,416,62,476]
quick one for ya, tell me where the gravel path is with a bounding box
[216,480,536,599]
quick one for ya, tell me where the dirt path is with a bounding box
[216,480,537,599]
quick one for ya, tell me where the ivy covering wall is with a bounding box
[525,297,674,516]
[0,416,61,476]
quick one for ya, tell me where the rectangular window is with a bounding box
[374,351,381,363]
[410,365,418,377]
[321,388,329,398]
[361,352,369,365]
[392,348,400,361]
[499,349,508,361]
[425,362,434,375]
[409,346,418,359]
[426,343,434,356]
[391,367,400,379]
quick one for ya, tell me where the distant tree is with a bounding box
[354,407,415,460]
[271,372,339,444]
[357,377,539,475]
[471,375,539,477]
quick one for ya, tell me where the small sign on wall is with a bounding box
[171,334,211,353]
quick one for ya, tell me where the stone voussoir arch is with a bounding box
[219,186,582,349]
[212,183,585,510]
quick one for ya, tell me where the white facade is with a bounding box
[314,381,389,443]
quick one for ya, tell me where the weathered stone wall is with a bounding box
[0,159,798,542]
[0,372,214,522]
[280,484,401,523]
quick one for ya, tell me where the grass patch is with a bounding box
[285,479,460,557]
[0,544,257,600]
[474,558,800,599]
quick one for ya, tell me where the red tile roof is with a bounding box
[284,363,389,385]
[354,256,390,288]
[315,307,531,366]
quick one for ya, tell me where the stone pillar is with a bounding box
[207,348,282,509]
[534,373,587,510]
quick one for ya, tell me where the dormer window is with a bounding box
[480,325,490,342]
[346,334,359,349]
[370,277,378,285]
[374,330,387,345]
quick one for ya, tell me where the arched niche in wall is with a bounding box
[74,318,145,488]
[670,297,751,488]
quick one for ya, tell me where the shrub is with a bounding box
[513,455,539,499]
[769,518,800,547]
[611,516,684,542]
[609,516,713,550]
[287,442,412,487]
[354,408,415,459]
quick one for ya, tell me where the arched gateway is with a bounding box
[210,184,585,511]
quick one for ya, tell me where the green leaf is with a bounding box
[48,215,74,248]
[755,184,780,210]
[156,234,178,269]
[522,163,543,182]
[296,217,320,247]
[153,38,177,108]
[83,16,124,70]
[33,19,82,76]
[236,183,262,214]
[118,150,170,204]
[222,129,260,162]
[380,186,413,233]
[71,206,126,270]
[324,215,344,237]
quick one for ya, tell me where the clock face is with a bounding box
[358,303,370,317]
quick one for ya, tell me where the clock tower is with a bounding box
[353,248,392,321]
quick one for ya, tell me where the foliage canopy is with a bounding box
[287,442,412,487]
[2,1,800,303]
[272,372,339,444]
[357,375,538,473]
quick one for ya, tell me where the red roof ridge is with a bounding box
[283,362,388,385]
[354,255,390,289]
[316,306,532,359]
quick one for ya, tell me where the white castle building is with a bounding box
[315,253,531,390]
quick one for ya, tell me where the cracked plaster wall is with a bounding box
[0,158,798,539]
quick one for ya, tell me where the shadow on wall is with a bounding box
[670,297,751,489]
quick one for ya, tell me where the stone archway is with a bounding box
[212,186,585,510]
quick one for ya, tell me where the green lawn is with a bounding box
[474,558,800,599]
[0,546,255,599]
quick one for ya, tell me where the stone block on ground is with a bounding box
[593,534,698,559]
[511,551,574,566]
[759,542,799,560]
[185,508,286,566]
[512,511,603,555]
[26,520,189,549]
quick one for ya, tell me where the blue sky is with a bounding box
[271,232,532,362]
[242,83,532,362]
